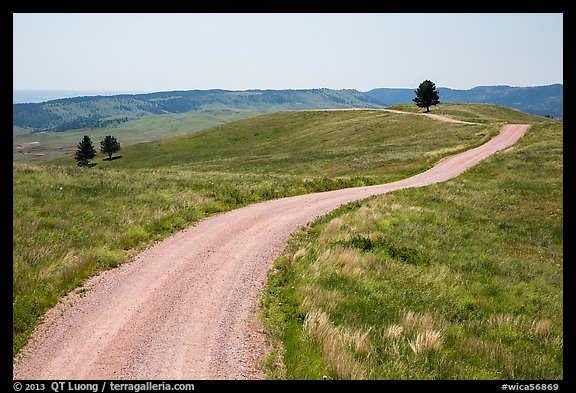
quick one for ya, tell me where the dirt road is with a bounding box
[380,108,483,124]
[13,115,529,380]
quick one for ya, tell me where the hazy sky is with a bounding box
[13,13,563,92]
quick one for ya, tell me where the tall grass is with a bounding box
[260,120,563,379]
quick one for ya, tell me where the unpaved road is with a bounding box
[13,112,529,380]
[380,108,482,124]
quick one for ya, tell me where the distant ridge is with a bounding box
[365,84,563,119]
[12,90,147,104]
[13,88,382,132]
[13,84,562,132]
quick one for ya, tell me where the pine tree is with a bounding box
[75,135,97,167]
[413,80,440,112]
[100,135,121,159]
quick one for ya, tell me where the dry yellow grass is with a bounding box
[408,330,443,354]
[300,285,342,312]
[384,324,404,339]
[303,308,372,379]
[402,310,445,332]
[533,319,552,338]
[319,217,345,243]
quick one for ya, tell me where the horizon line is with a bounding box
[13,83,564,94]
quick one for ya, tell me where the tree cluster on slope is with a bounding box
[75,135,121,167]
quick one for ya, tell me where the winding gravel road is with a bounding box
[13,112,529,380]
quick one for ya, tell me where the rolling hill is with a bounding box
[51,103,540,178]
[13,84,562,135]
[13,88,383,132]
[14,104,521,355]
[13,108,262,162]
[365,84,563,119]
[13,104,562,379]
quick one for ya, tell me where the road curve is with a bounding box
[13,122,529,380]
[379,108,483,124]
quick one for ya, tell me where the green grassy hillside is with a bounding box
[13,108,261,163]
[260,115,562,379]
[13,105,553,365]
[53,105,535,182]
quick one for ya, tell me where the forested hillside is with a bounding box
[13,88,382,132]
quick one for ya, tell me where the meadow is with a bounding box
[259,118,563,379]
[13,103,559,380]
[13,108,261,162]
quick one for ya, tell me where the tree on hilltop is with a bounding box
[413,79,440,112]
[75,135,97,167]
[100,135,121,160]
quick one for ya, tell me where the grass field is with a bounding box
[13,108,262,163]
[259,118,563,379]
[13,103,559,377]
[52,106,506,180]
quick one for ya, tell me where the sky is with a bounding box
[13,13,563,93]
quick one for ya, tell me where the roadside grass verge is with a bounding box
[259,121,563,379]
